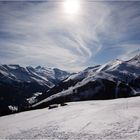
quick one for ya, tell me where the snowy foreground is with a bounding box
[0,97,140,139]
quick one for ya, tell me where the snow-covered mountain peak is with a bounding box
[35,66,51,71]
[96,59,122,73]
[0,64,22,71]
[35,66,42,69]
[129,54,140,61]
[83,65,101,71]
[53,68,71,80]
[64,65,101,82]
[127,54,140,66]
[6,64,20,69]
[0,64,70,86]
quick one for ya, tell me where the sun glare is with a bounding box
[63,0,80,15]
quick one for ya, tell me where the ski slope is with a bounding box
[0,97,140,139]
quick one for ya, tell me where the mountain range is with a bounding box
[0,54,140,116]
[0,65,70,116]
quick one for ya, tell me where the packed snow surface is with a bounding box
[0,97,140,139]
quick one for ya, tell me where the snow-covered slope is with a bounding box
[0,97,140,139]
[65,65,101,82]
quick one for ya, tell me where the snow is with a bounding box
[96,59,122,73]
[65,65,100,82]
[95,57,140,81]
[0,97,140,139]
[35,66,55,80]
[8,105,18,112]
[27,92,42,105]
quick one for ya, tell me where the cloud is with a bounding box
[0,1,140,71]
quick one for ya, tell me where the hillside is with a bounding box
[33,54,140,109]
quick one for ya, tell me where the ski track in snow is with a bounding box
[0,97,140,139]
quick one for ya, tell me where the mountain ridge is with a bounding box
[0,54,140,116]
[32,54,140,109]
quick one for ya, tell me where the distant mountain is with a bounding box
[0,65,70,116]
[33,54,140,109]
[0,65,70,87]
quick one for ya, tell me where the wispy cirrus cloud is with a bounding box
[0,1,140,71]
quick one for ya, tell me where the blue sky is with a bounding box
[0,1,140,71]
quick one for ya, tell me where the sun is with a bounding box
[63,0,80,15]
